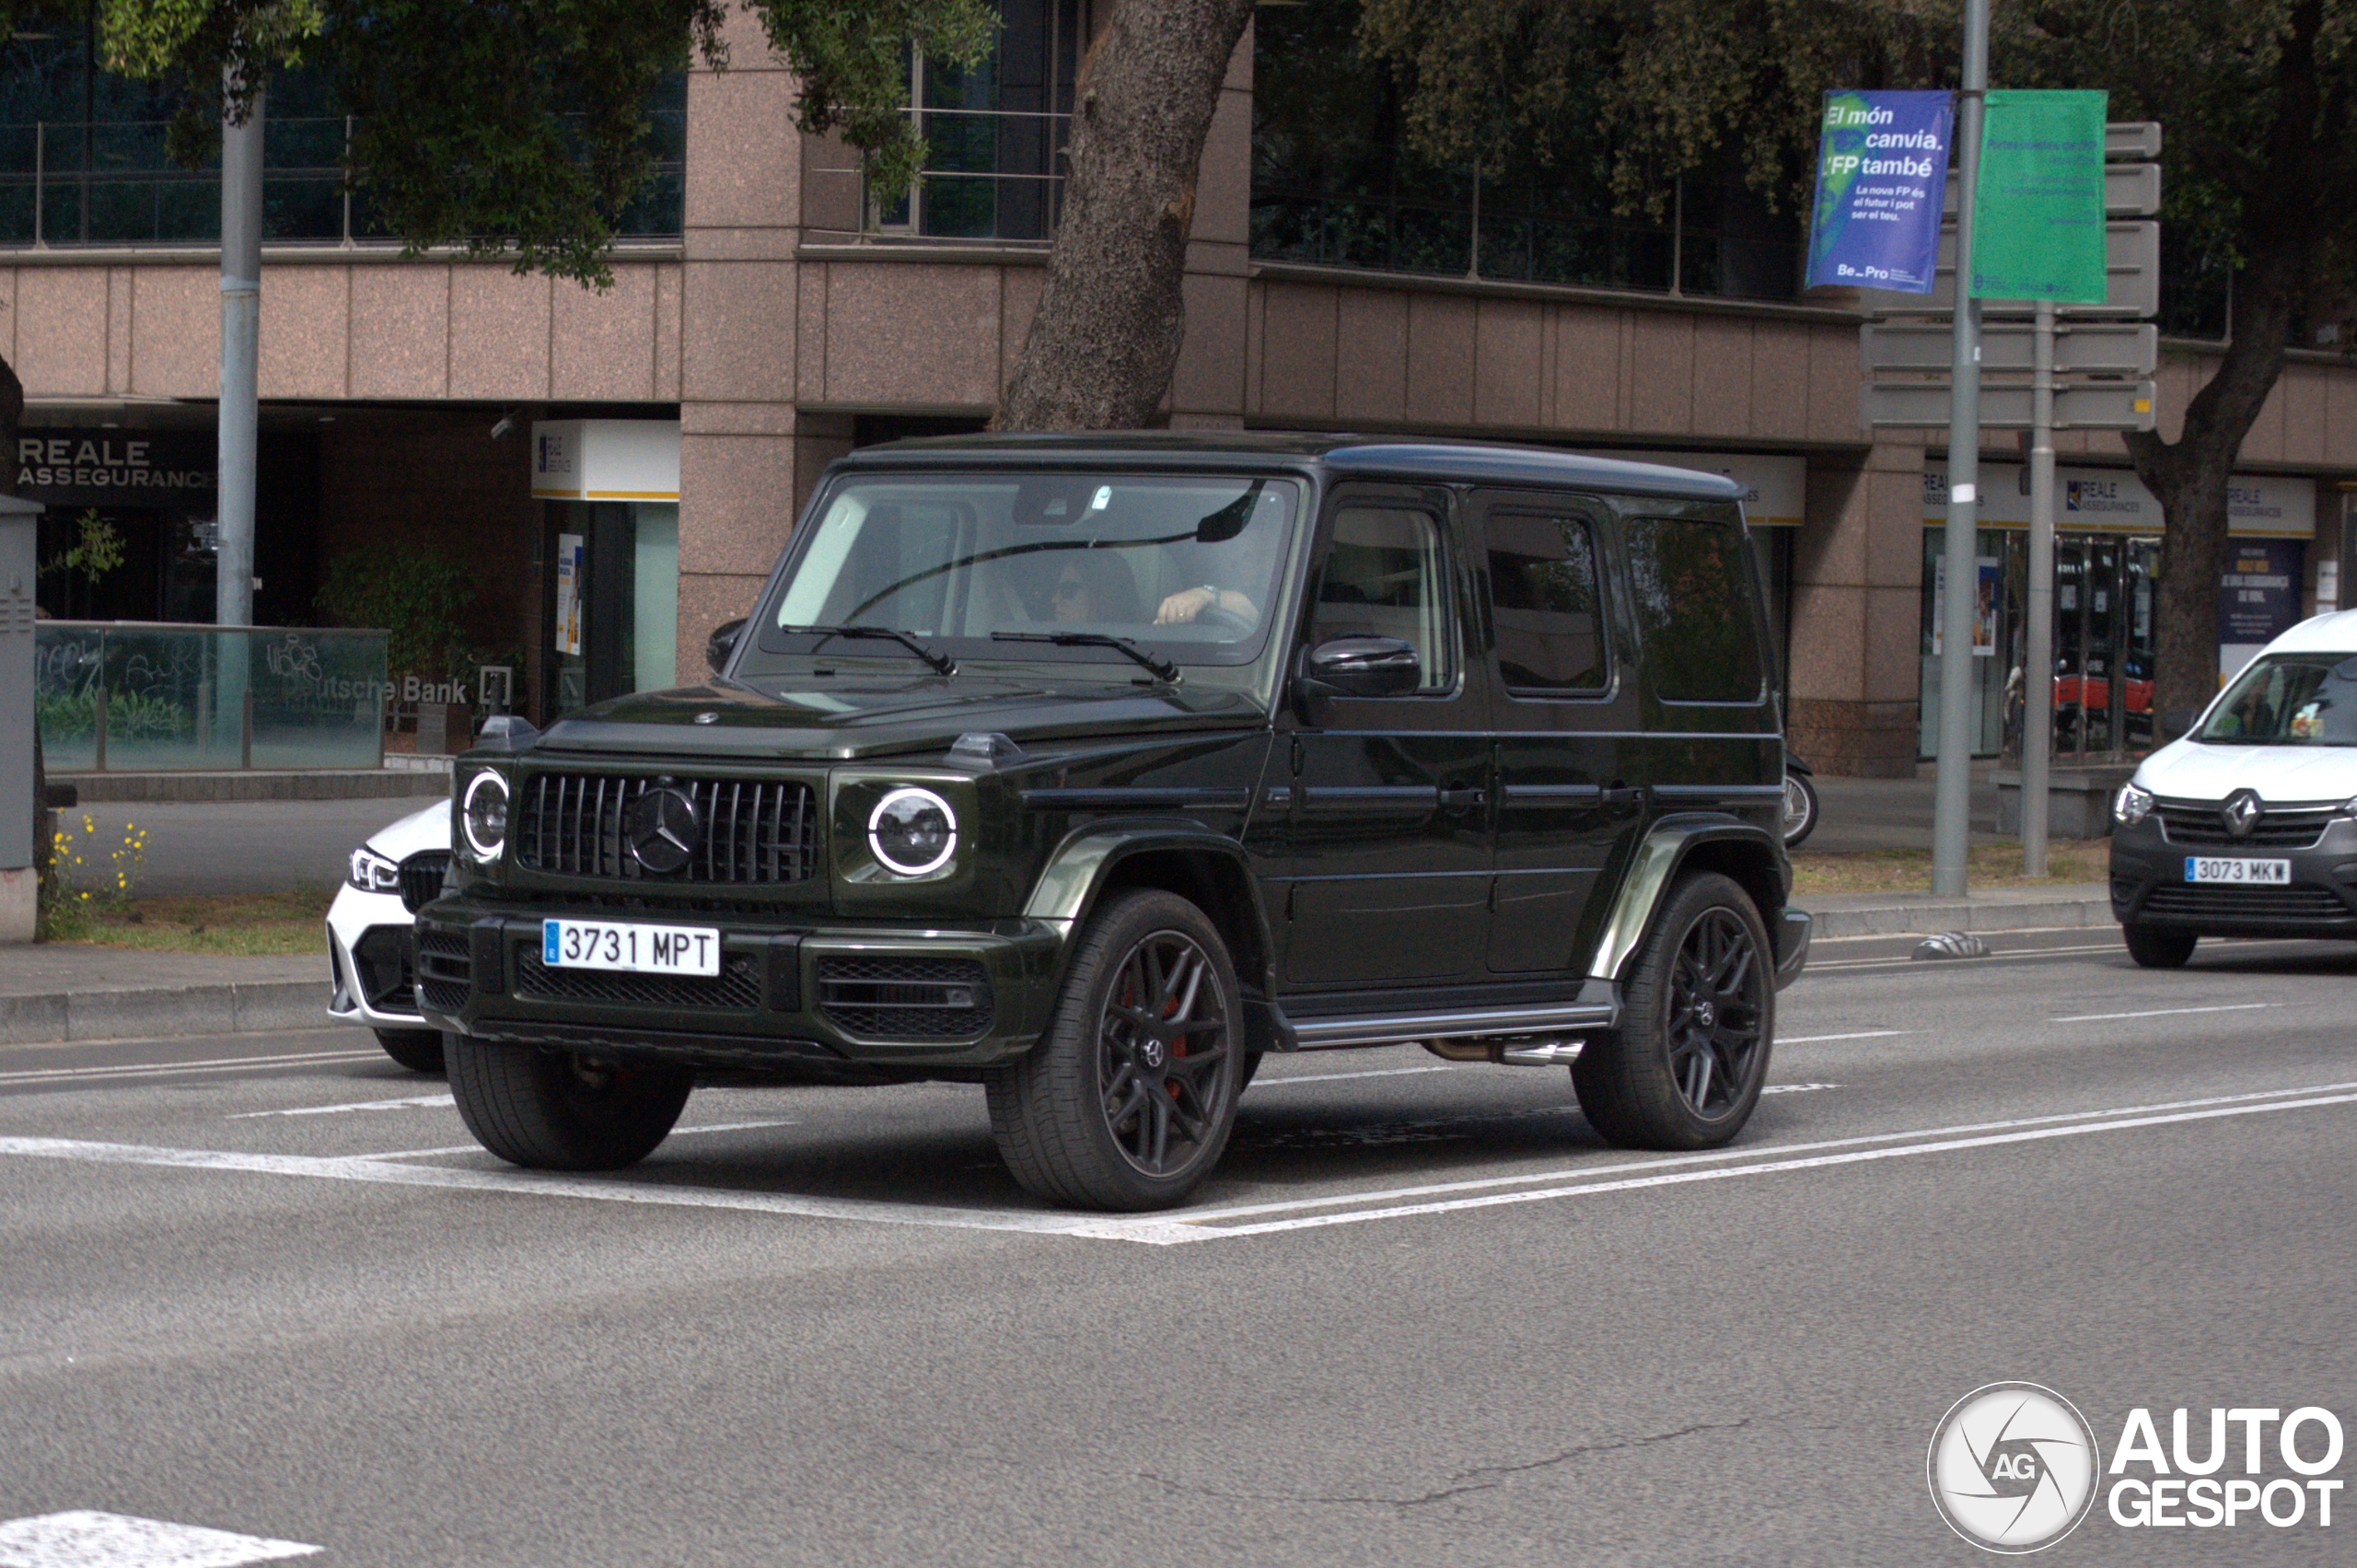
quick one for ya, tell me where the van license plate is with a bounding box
[541,919,721,976]
[2183,857,2291,886]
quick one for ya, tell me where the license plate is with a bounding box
[2183,857,2291,886]
[541,918,721,976]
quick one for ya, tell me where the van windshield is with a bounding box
[2197,654,2357,745]
[745,472,1302,675]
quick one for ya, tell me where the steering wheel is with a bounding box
[1192,601,1253,633]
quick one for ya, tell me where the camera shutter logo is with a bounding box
[1928,1383,2101,1552]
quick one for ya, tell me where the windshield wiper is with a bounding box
[784,624,955,676]
[992,632,1180,683]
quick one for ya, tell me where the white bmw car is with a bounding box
[326,800,452,1072]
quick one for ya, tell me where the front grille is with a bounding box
[417,928,474,1014]
[2140,884,2353,922]
[351,925,421,1015]
[514,947,762,1010]
[399,850,452,913]
[818,956,993,1040]
[2155,797,2340,849]
[514,773,818,885]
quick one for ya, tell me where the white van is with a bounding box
[2109,610,2357,967]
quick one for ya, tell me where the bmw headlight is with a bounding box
[2114,782,2154,826]
[867,786,958,876]
[461,770,510,862]
[348,846,401,894]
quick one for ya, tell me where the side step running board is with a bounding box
[1285,994,1620,1051]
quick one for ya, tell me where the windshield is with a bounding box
[747,472,1302,677]
[2197,653,2357,745]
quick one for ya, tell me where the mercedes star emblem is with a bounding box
[2222,789,2264,841]
[625,786,700,874]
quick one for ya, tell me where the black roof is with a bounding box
[833,431,1747,503]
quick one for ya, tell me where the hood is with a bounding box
[526,676,1266,761]
[365,800,451,859]
[2137,738,2357,804]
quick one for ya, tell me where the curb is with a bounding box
[1802,896,2113,940]
[0,980,329,1047]
[53,770,449,804]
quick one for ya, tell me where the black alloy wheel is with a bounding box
[1573,871,1775,1151]
[986,889,1244,1210]
[1664,908,1769,1120]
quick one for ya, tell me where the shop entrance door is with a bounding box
[542,501,680,718]
[2049,534,2158,759]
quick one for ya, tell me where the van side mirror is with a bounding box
[706,618,747,675]
[1297,635,1420,701]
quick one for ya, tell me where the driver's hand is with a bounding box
[1156,587,1214,624]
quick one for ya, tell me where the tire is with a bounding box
[2123,923,2198,969]
[1573,872,1774,1151]
[373,1028,446,1074]
[985,889,1246,1211]
[1781,770,1820,849]
[445,1032,693,1171]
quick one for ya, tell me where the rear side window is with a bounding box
[1625,517,1763,704]
[1485,512,1608,694]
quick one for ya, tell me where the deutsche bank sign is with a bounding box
[1806,90,1953,292]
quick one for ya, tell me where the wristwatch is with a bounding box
[1198,583,1221,604]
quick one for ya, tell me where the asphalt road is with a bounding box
[2,929,2352,1565]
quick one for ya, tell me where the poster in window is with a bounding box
[555,533,584,657]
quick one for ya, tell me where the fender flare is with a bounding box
[1588,815,1789,983]
[1022,819,1281,992]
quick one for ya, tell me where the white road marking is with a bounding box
[0,1050,381,1086]
[363,1119,798,1160]
[1780,1030,1909,1044]
[230,1093,456,1119]
[5,1083,2351,1248]
[2050,1002,2275,1023]
[1172,1090,2357,1239]
[0,1511,318,1568]
[1250,1064,1455,1088]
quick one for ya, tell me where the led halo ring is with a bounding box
[867,786,958,877]
[461,769,511,861]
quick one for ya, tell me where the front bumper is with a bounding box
[414,900,1068,1070]
[2109,816,2357,938]
[326,883,429,1029]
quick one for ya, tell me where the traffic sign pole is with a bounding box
[1933,0,1991,898]
[2023,298,2057,878]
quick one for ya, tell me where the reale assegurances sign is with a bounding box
[1805,90,1953,292]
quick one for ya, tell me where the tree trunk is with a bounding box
[2125,250,2305,732]
[994,0,1255,431]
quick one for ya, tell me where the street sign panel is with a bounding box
[1864,379,2157,431]
[1862,320,2158,376]
[1861,220,2158,317]
[2106,122,2161,159]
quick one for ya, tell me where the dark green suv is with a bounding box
[421,435,1809,1210]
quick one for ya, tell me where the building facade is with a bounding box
[6,3,2352,773]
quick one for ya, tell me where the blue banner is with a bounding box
[1805,90,1953,292]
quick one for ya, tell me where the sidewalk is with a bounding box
[1795,881,2112,940]
[0,946,330,1048]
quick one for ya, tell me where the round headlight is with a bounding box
[462,770,510,861]
[868,787,958,877]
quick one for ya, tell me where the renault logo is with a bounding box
[625,787,700,873]
[2222,789,2264,841]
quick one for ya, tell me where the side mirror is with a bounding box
[1298,635,1421,701]
[706,617,747,675]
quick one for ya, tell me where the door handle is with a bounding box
[1439,786,1487,808]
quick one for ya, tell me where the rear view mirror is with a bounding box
[706,618,747,675]
[1298,635,1420,700]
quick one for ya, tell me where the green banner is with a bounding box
[1971,89,2108,303]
